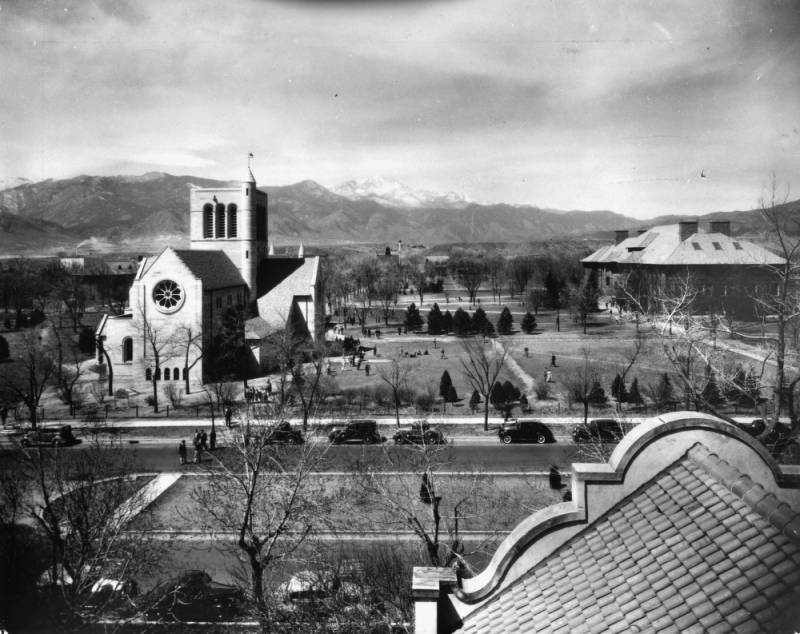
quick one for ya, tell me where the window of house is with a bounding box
[227,203,238,237]
[733,241,743,250]
[215,203,225,238]
[145,368,152,381]
[122,337,133,362]
[155,368,161,380]
[203,204,214,238]
[692,242,702,250]
[164,368,170,380]
[712,242,722,250]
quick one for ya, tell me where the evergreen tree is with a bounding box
[490,382,506,407]
[521,311,537,334]
[29,309,45,327]
[483,320,495,337]
[78,326,96,355]
[519,394,529,410]
[404,303,424,331]
[497,306,513,335]
[588,379,607,405]
[446,384,458,403]
[471,307,489,335]
[503,380,519,402]
[427,303,444,335]
[657,373,675,408]
[611,373,628,402]
[453,308,471,336]
[442,310,454,334]
[0,334,8,362]
[628,377,643,405]
[469,389,480,413]
[701,370,724,406]
[439,370,453,399]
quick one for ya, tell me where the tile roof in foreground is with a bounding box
[414,413,800,634]
[454,442,800,634]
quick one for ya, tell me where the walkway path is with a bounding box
[112,473,180,527]
[494,339,538,399]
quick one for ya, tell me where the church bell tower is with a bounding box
[189,156,268,294]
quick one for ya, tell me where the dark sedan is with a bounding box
[264,421,304,444]
[498,419,554,445]
[393,422,446,445]
[20,425,79,448]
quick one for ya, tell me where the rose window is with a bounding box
[152,279,184,313]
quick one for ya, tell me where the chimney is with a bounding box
[710,220,731,236]
[679,220,699,242]
[615,230,629,245]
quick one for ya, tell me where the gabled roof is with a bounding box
[582,224,784,267]
[256,257,318,332]
[454,442,800,633]
[171,249,246,290]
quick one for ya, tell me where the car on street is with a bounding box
[329,419,385,445]
[21,425,78,448]
[264,421,304,444]
[732,418,766,437]
[571,418,624,443]
[141,570,245,622]
[498,419,554,444]
[393,421,446,445]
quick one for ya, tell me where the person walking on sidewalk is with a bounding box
[178,440,187,466]
[224,407,232,427]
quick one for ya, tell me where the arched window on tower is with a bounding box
[227,203,238,237]
[122,337,133,362]
[215,203,226,238]
[203,203,214,238]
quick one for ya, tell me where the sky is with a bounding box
[1,0,798,218]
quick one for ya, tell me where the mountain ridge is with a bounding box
[0,173,796,255]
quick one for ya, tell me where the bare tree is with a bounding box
[377,356,414,427]
[562,347,600,426]
[0,330,57,427]
[193,404,328,621]
[450,252,487,305]
[460,337,508,431]
[176,323,203,395]
[134,302,178,413]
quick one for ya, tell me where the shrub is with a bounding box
[414,390,435,413]
[534,381,550,401]
[496,306,513,335]
[439,370,453,399]
[145,395,156,407]
[588,380,607,405]
[521,312,537,334]
[469,389,480,412]
[427,303,444,335]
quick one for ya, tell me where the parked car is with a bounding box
[141,570,245,622]
[329,419,385,445]
[264,421,305,444]
[732,418,766,437]
[498,419,554,444]
[572,419,624,443]
[21,425,78,448]
[394,422,446,445]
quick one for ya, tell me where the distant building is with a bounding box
[96,163,322,389]
[581,220,784,316]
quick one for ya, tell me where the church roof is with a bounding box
[256,256,318,332]
[172,249,246,290]
[454,441,800,633]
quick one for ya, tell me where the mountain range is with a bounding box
[0,173,796,256]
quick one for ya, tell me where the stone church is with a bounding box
[95,164,322,390]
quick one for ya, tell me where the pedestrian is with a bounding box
[178,440,187,465]
[551,354,556,367]
[225,407,232,427]
[546,370,553,383]
[365,363,370,376]
[200,430,208,451]
[194,428,201,448]
[192,436,201,464]
[209,429,216,451]
[441,349,445,359]
[544,369,548,382]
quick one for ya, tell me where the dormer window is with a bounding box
[712,242,722,251]
[692,242,702,250]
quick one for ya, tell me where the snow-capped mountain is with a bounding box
[332,177,472,209]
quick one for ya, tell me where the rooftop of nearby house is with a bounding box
[413,413,800,634]
[582,221,784,268]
